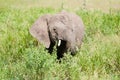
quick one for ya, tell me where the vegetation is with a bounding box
[0,0,120,80]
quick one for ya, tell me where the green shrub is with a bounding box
[0,8,120,80]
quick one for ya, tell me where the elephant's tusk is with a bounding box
[58,40,61,46]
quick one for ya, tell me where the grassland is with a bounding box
[0,0,120,80]
[0,0,120,12]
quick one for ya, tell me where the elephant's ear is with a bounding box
[29,15,51,48]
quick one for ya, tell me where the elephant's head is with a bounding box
[30,11,84,59]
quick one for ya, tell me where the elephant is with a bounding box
[29,10,84,59]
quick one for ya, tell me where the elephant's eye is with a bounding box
[53,28,56,31]
[53,28,58,34]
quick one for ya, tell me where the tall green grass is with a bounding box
[0,8,120,80]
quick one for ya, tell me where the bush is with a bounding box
[0,8,120,80]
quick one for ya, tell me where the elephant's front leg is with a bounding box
[47,41,55,54]
[66,41,77,56]
[57,40,67,59]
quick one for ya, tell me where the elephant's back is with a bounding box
[69,13,85,47]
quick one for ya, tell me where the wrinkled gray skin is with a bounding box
[30,11,84,59]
